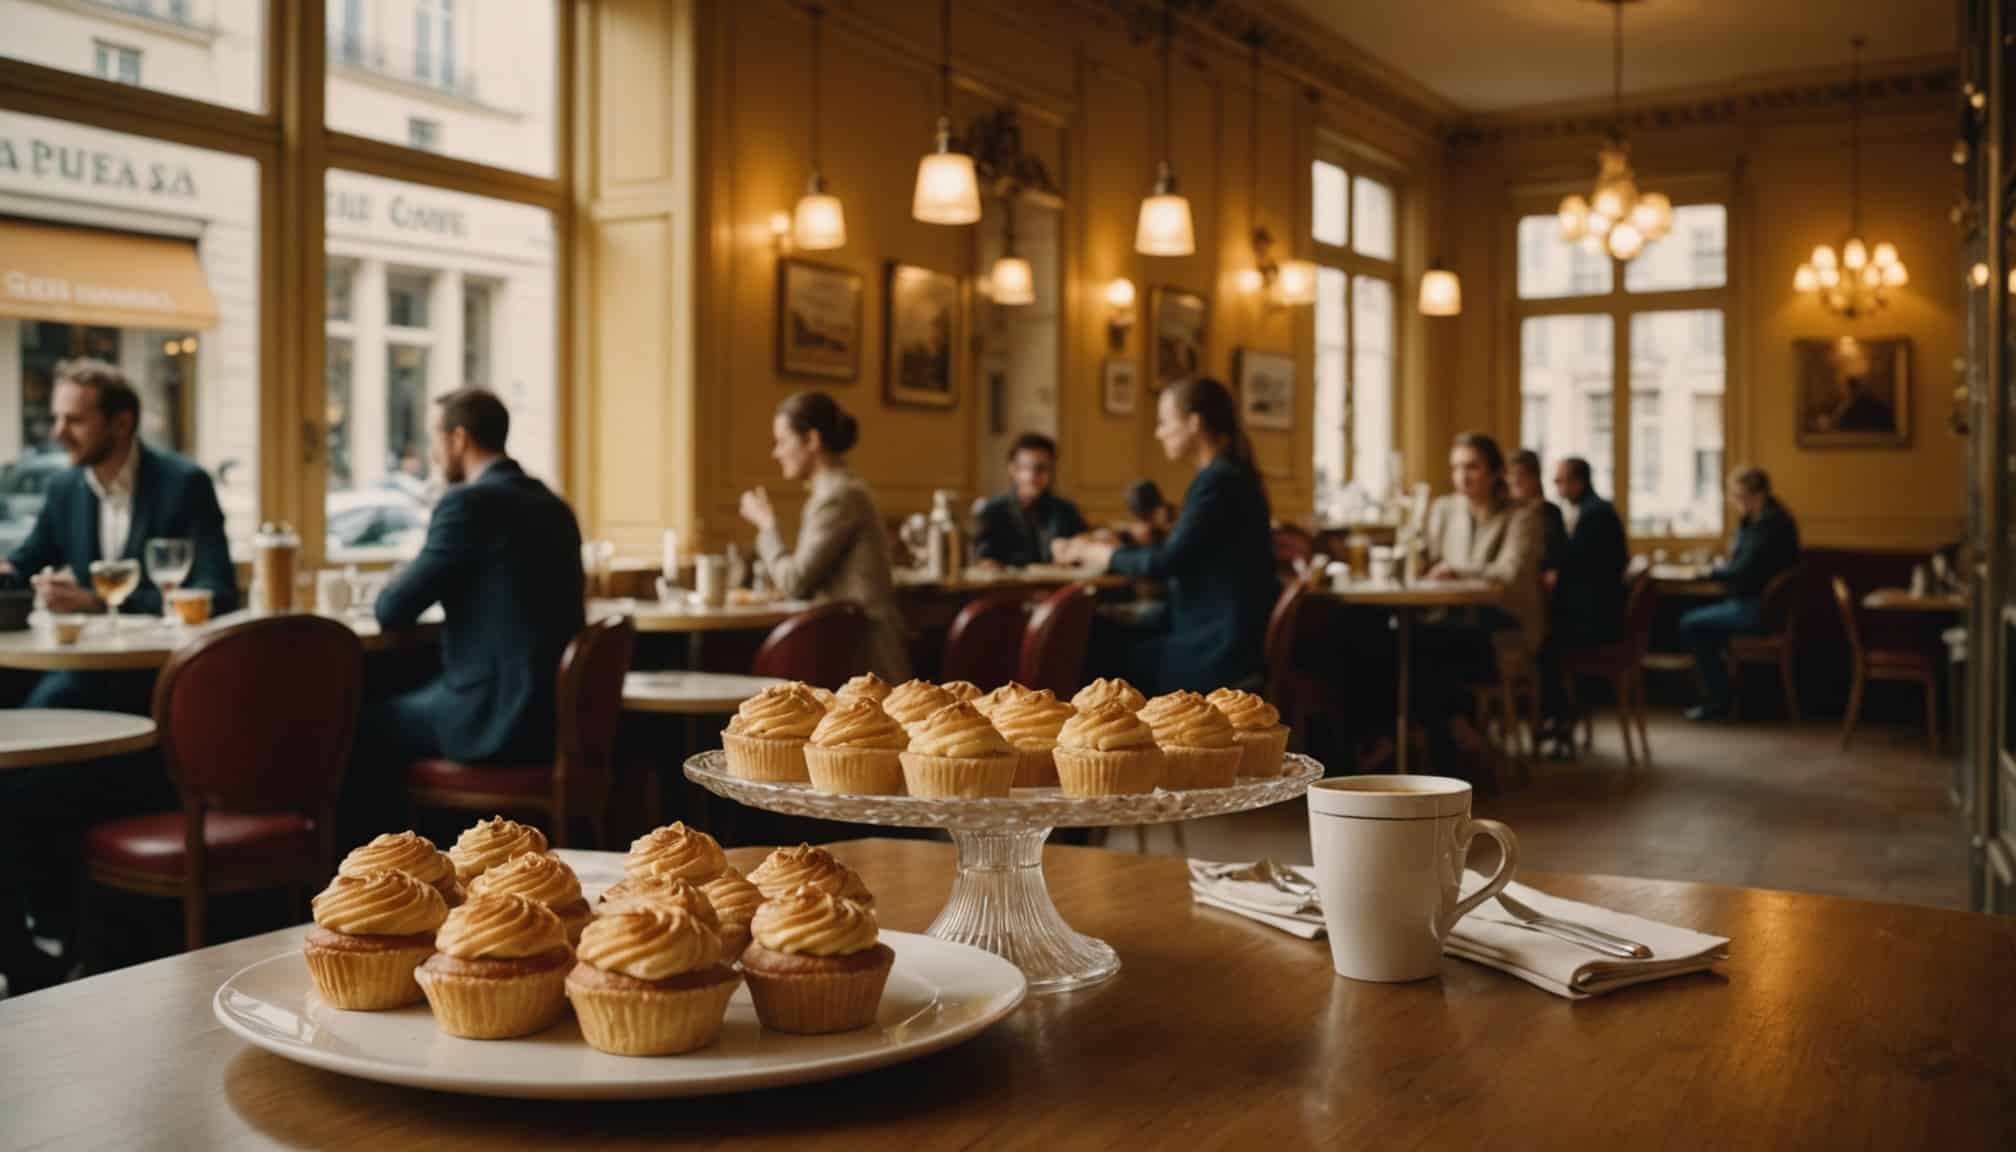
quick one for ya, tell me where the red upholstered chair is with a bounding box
[1272,524,1316,579]
[1562,571,1659,768]
[1019,580,1098,699]
[84,615,364,952]
[753,602,869,689]
[941,594,1029,690]
[407,616,637,849]
[1265,581,1343,750]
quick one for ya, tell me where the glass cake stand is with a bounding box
[685,751,1323,994]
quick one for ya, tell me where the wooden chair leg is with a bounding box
[1840,667,1865,751]
[1632,671,1651,767]
[1614,671,1637,769]
[182,889,207,953]
[1923,674,1941,757]
[1780,654,1800,723]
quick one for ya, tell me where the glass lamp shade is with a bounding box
[989,256,1035,306]
[1793,264,1819,293]
[912,121,982,225]
[1591,184,1629,224]
[1817,264,1842,288]
[768,211,793,239]
[1842,238,1868,270]
[1881,262,1908,288]
[1273,260,1318,306]
[1632,193,1674,239]
[1234,267,1266,295]
[1419,269,1462,316]
[1872,242,1899,268]
[792,191,847,250]
[1811,245,1838,270]
[1585,210,1614,239]
[1104,277,1137,309]
[1136,192,1195,257]
[1971,262,1992,288]
[1606,220,1645,261]
[1558,195,1590,242]
[1859,264,1881,288]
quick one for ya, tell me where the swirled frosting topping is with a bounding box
[808,685,838,710]
[1058,702,1159,752]
[625,822,728,882]
[311,869,448,936]
[750,887,881,956]
[882,680,955,729]
[836,673,892,702]
[988,689,1078,750]
[905,701,1014,757]
[732,683,826,739]
[338,830,453,887]
[1072,677,1147,713]
[808,697,910,751]
[432,893,567,959]
[698,869,765,925]
[748,844,873,904]
[448,817,548,882]
[974,681,1035,718]
[575,907,721,980]
[939,680,981,703]
[1207,687,1282,731]
[1139,691,1239,749]
[596,873,719,928]
[465,852,584,909]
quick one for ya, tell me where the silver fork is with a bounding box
[1495,892,1652,959]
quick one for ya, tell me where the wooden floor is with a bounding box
[1162,711,1972,911]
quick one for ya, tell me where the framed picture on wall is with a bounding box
[1794,336,1911,449]
[1236,347,1295,431]
[1150,286,1209,391]
[1102,357,1138,416]
[776,258,862,380]
[884,261,962,408]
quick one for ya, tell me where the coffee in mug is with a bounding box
[253,522,300,614]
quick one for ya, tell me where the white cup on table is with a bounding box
[694,555,729,608]
[1307,775,1519,982]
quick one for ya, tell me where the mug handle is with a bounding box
[1443,818,1520,933]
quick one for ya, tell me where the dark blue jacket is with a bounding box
[6,441,238,615]
[1555,493,1628,643]
[1713,497,1801,600]
[975,491,1088,568]
[375,459,586,763]
[1107,456,1277,694]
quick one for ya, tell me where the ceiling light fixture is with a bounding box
[791,4,846,250]
[1135,0,1194,256]
[989,194,1034,306]
[1794,37,1908,318]
[1557,0,1672,263]
[911,0,980,225]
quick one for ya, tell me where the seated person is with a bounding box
[1552,455,1629,647]
[974,433,1087,568]
[1122,479,1175,547]
[1679,467,1801,722]
[1508,450,1566,588]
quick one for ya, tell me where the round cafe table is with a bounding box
[622,671,785,714]
[589,597,807,671]
[1322,579,1503,774]
[1,709,156,770]
[1862,588,1968,614]
[0,607,443,672]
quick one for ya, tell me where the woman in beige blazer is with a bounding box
[739,392,911,682]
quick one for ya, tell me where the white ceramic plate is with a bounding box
[213,932,1026,1099]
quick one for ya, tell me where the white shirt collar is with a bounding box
[85,442,139,503]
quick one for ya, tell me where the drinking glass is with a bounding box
[145,537,194,620]
[89,558,142,635]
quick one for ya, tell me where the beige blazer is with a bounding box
[1422,493,1546,656]
[756,467,911,682]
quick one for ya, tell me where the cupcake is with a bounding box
[414,893,573,1039]
[303,870,449,1010]
[899,702,1017,798]
[566,907,742,1056]
[1072,677,1147,714]
[882,679,956,732]
[1207,688,1293,777]
[1054,702,1165,795]
[973,680,1036,719]
[699,869,765,959]
[836,672,892,703]
[338,830,461,907]
[1138,691,1243,790]
[803,697,910,795]
[988,688,1077,788]
[465,852,592,944]
[939,680,982,703]
[448,816,548,885]
[748,843,873,906]
[807,686,838,710]
[625,821,728,883]
[596,872,720,930]
[721,683,826,781]
[740,887,894,1034]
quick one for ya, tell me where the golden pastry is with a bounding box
[1071,677,1147,714]
[807,685,838,710]
[1207,688,1293,777]
[566,906,741,1056]
[698,868,765,960]
[303,870,448,1010]
[721,683,826,781]
[1054,702,1165,795]
[987,688,1077,788]
[882,679,956,731]
[465,852,592,944]
[740,887,894,1034]
[973,680,1036,718]
[1139,691,1243,789]
[898,701,1017,798]
[939,680,982,703]
[835,672,892,703]
[447,816,548,884]
[625,821,728,882]
[748,843,873,906]
[338,830,461,906]
[803,697,909,795]
[414,893,572,1039]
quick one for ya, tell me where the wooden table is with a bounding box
[4,839,2012,1149]
[892,565,1128,594]
[1648,564,1727,599]
[0,708,156,770]
[0,608,443,672]
[1323,579,1502,773]
[590,598,807,671]
[1863,588,1968,614]
[622,671,784,714]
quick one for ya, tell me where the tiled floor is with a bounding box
[1161,711,1972,910]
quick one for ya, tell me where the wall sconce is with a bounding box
[769,211,795,253]
[1104,277,1137,350]
[1234,226,1316,312]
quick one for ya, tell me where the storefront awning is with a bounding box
[0,218,220,331]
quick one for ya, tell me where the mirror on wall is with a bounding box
[973,191,1062,482]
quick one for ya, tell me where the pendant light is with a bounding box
[911,0,980,225]
[1792,37,1909,317]
[1135,0,1194,256]
[1418,266,1462,316]
[792,4,846,250]
[989,194,1035,305]
[1556,0,1672,262]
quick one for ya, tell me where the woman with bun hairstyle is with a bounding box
[739,391,910,681]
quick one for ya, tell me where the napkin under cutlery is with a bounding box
[1188,859,1730,999]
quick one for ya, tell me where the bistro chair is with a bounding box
[406,615,636,849]
[941,593,1029,691]
[1561,571,1658,768]
[752,602,869,689]
[1019,580,1098,699]
[1832,577,1941,754]
[84,615,364,952]
[1271,523,1317,580]
[1727,566,1803,722]
[1264,581,1339,752]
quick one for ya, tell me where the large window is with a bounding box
[1516,196,1729,540]
[1311,151,1399,511]
[1,0,266,111]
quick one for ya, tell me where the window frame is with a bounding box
[1311,132,1403,506]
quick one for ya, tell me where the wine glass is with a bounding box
[145,537,194,623]
[89,558,142,635]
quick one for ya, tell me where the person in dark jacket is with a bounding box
[974,432,1087,568]
[1679,466,1801,721]
[1054,378,1277,695]
[1552,455,1629,646]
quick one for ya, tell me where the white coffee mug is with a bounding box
[315,569,353,616]
[1307,775,1519,982]
[694,555,729,608]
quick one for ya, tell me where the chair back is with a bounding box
[754,602,869,689]
[1622,570,1659,659]
[553,615,637,814]
[152,615,363,816]
[1019,580,1098,698]
[941,593,1029,690]
[1272,524,1316,577]
[1759,566,1803,638]
[1264,580,1307,700]
[1830,576,1865,664]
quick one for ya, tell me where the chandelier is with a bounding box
[1556,0,1672,262]
[1792,37,1907,317]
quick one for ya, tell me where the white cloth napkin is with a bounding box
[1188,859,1730,999]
